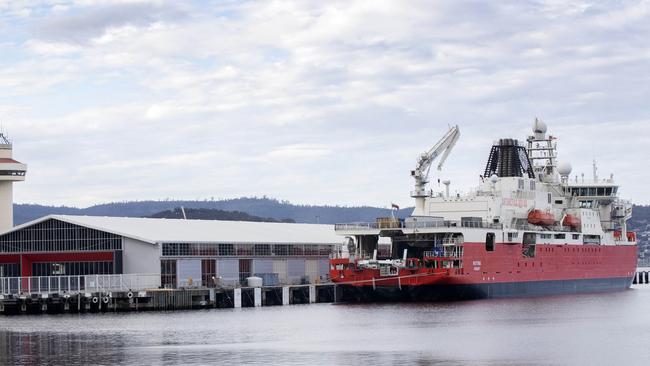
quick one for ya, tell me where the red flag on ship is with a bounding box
[391,203,400,210]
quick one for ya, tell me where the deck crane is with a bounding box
[410,125,460,215]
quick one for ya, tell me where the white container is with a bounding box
[247,276,263,288]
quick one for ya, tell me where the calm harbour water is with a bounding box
[2,286,650,365]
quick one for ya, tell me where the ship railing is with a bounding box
[335,220,503,231]
[0,274,161,295]
[423,247,463,258]
[512,223,579,233]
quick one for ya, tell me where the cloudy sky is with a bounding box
[1,0,649,208]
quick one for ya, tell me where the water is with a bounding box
[2,287,650,366]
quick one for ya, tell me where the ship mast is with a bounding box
[526,118,558,183]
[410,125,460,216]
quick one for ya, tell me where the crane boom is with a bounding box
[410,125,460,215]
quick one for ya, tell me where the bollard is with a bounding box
[233,288,242,308]
[309,285,316,304]
[282,286,290,305]
[254,288,262,307]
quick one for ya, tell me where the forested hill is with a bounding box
[149,207,296,223]
[13,197,412,225]
[13,198,649,235]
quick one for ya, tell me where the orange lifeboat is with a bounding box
[527,209,555,226]
[562,214,581,229]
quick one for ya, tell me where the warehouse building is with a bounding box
[0,215,340,287]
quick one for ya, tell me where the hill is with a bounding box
[13,197,411,225]
[149,207,296,223]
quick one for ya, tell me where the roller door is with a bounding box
[319,259,330,280]
[305,260,319,283]
[177,259,202,287]
[217,259,239,286]
[287,259,305,284]
[253,259,273,274]
[273,260,288,283]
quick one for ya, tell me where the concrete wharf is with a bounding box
[0,274,338,315]
[3,270,650,315]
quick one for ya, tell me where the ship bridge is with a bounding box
[564,181,618,200]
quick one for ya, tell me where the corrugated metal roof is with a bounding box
[13,215,342,245]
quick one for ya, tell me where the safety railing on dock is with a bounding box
[0,274,161,295]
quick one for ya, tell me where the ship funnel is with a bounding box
[483,139,535,179]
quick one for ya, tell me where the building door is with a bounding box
[239,259,251,285]
[160,259,177,288]
[202,259,216,287]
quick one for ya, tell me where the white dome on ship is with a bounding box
[533,118,547,134]
[558,162,572,176]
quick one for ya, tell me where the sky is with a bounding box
[1,0,649,208]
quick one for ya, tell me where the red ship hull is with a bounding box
[330,242,637,302]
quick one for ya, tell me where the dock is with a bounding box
[0,274,338,315]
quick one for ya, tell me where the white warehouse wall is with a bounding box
[122,237,161,275]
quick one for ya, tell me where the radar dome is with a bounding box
[558,162,572,176]
[490,174,499,184]
[533,118,547,134]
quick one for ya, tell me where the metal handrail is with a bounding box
[0,274,161,295]
[335,220,503,231]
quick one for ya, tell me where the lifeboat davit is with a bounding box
[527,209,555,226]
[562,214,581,229]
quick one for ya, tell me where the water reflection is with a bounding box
[1,288,650,365]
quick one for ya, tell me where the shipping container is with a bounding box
[253,273,279,286]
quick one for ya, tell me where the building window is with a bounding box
[159,242,334,257]
[0,219,121,254]
[253,244,271,256]
[31,261,114,276]
[0,263,19,277]
[273,244,289,256]
[219,243,234,256]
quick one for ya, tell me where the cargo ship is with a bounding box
[330,120,637,301]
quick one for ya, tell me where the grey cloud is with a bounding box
[36,2,187,44]
[4,1,650,207]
